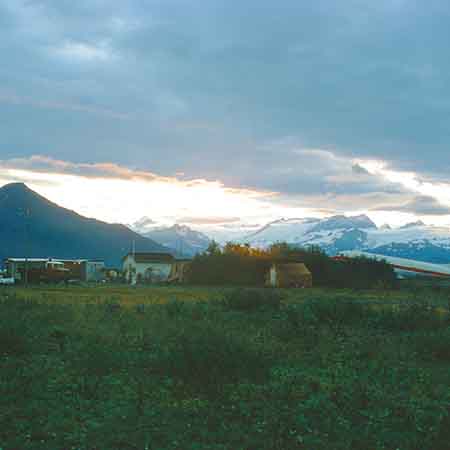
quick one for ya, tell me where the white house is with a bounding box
[122,252,175,284]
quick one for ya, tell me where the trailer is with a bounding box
[338,251,450,279]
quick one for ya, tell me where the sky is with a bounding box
[1,0,450,231]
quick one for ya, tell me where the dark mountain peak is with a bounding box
[0,182,34,199]
[0,183,168,266]
[0,183,45,214]
[1,182,28,191]
[0,183,85,222]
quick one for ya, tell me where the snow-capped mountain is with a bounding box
[129,219,211,257]
[364,224,450,263]
[129,217,160,235]
[237,215,450,264]
[128,214,450,263]
[309,214,376,232]
[240,215,374,251]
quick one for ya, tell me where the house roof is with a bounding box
[5,258,105,264]
[124,252,175,263]
[5,258,50,263]
[273,262,312,276]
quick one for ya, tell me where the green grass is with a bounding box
[1,284,450,449]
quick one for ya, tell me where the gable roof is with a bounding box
[5,258,50,263]
[273,262,312,276]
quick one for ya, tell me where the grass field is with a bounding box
[1,284,450,449]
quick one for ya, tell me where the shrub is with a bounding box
[272,309,321,347]
[154,324,273,393]
[165,298,186,318]
[223,288,282,312]
[104,301,121,314]
[373,302,449,331]
[0,297,35,357]
[0,326,29,356]
[413,330,450,361]
[71,341,124,397]
[303,297,367,327]
[186,252,269,286]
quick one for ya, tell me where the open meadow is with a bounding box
[1,283,450,449]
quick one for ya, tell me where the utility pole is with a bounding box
[131,239,136,285]
[24,208,30,286]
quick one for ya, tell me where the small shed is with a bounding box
[266,263,312,288]
[167,259,191,283]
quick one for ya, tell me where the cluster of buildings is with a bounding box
[5,247,450,287]
[122,252,313,287]
[0,253,192,286]
[2,258,106,284]
[0,251,314,288]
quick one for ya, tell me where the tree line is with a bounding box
[186,241,397,289]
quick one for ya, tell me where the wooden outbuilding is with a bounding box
[266,262,312,288]
[167,259,191,283]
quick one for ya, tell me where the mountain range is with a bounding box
[2,183,450,267]
[235,215,450,264]
[128,219,211,257]
[0,183,168,267]
[131,213,450,264]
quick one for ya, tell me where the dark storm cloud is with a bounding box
[374,195,450,216]
[227,146,408,198]
[1,0,450,207]
[279,192,417,214]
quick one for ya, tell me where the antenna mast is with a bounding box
[24,208,30,286]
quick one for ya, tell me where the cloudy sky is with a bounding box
[1,0,450,229]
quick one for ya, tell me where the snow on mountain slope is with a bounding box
[240,218,320,247]
[238,215,373,251]
[364,225,450,263]
[128,213,450,263]
[366,225,450,248]
[128,219,210,256]
[128,217,160,235]
[309,214,376,232]
[235,214,450,263]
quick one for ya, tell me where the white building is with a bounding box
[122,252,175,284]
